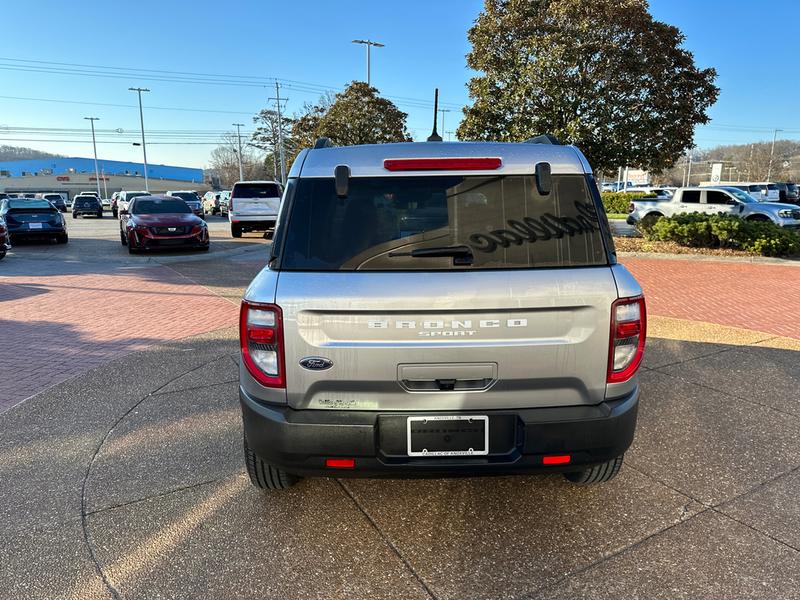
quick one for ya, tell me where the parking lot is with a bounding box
[1,213,800,598]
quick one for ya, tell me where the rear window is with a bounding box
[233,183,281,198]
[125,192,149,201]
[8,199,56,210]
[278,175,608,271]
[169,192,200,202]
[132,198,191,214]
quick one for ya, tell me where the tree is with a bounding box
[457,0,719,173]
[207,133,268,187]
[251,109,295,180]
[294,82,412,151]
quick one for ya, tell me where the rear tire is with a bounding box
[97,211,103,218]
[564,455,624,485]
[0,250,5,260]
[57,234,68,244]
[72,212,77,219]
[231,223,242,238]
[639,213,662,231]
[244,436,299,491]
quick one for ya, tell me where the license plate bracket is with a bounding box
[407,415,489,457]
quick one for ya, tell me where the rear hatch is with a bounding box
[231,182,281,217]
[5,200,62,230]
[274,172,617,411]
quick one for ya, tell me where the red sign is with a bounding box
[56,176,70,181]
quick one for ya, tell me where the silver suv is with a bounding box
[240,138,646,490]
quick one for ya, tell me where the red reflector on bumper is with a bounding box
[325,458,355,469]
[543,455,571,465]
[383,157,502,171]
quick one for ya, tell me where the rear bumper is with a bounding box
[9,226,65,239]
[230,215,277,229]
[240,387,639,478]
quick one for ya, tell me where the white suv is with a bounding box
[228,181,282,237]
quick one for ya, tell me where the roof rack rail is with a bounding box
[525,134,561,145]
[313,137,333,149]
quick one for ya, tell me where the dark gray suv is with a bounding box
[239,138,646,490]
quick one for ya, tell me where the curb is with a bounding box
[617,251,800,267]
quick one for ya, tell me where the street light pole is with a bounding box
[128,87,150,192]
[767,128,782,182]
[233,123,245,181]
[439,109,452,140]
[272,82,287,184]
[84,117,102,198]
[351,39,384,86]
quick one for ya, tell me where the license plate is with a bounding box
[28,222,43,229]
[407,415,489,457]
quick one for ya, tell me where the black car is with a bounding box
[72,194,103,218]
[0,198,68,243]
[784,183,799,204]
[42,193,67,212]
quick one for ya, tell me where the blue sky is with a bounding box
[0,0,798,168]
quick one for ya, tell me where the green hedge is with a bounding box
[642,213,800,257]
[600,192,653,215]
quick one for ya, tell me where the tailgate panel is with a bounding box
[277,269,617,411]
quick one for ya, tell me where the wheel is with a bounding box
[0,250,5,260]
[57,234,68,244]
[120,230,127,246]
[72,212,77,219]
[97,211,103,218]
[244,436,299,490]
[198,245,210,252]
[231,223,242,238]
[564,455,624,485]
[747,214,769,222]
[112,210,118,218]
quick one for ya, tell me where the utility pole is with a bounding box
[101,168,108,198]
[232,123,245,181]
[128,87,150,191]
[439,109,452,140]
[351,39,384,86]
[84,117,102,198]
[686,148,694,185]
[268,83,287,184]
[767,128,782,181]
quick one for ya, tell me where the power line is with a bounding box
[0,95,254,115]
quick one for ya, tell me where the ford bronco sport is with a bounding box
[239,137,646,490]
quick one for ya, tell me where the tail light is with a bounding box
[628,202,635,213]
[240,301,285,388]
[607,296,646,384]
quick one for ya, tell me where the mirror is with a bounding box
[535,161,552,195]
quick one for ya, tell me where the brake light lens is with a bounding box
[607,296,646,383]
[628,202,635,213]
[240,301,285,388]
[383,157,502,171]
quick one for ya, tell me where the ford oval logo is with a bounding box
[299,357,333,371]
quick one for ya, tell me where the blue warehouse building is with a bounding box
[0,157,204,183]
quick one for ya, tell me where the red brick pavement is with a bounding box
[0,265,238,412]
[622,257,800,339]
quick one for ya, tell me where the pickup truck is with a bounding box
[627,186,800,230]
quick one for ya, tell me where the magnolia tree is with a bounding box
[457,0,719,173]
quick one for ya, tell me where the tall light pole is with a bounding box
[233,123,245,181]
[128,87,150,191]
[767,128,782,181]
[351,39,384,86]
[84,117,102,198]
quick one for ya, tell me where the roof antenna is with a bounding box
[427,88,443,142]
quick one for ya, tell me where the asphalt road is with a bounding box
[1,223,799,598]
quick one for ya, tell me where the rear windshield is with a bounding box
[278,175,608,271]
[233,183,281,198]
[169,192,200,202]
[8,199,57,210]
[132,198,191,214]
[75,196,100,204]
[125,192,149,201]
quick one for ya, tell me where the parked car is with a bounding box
[627,186,800,230]
[165,190,204,219]
[41,193,67,212]
[119,194,209,254]
[239,138,645,490]
[72,194,103,218]
[202,191,222,215]
[116,191,149,216]
[218,190,231,216]
[101,198,112,209]
[228,180,282,237]
[0,198,68,243]
[786,183,799,204]
[0,215,10,259]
